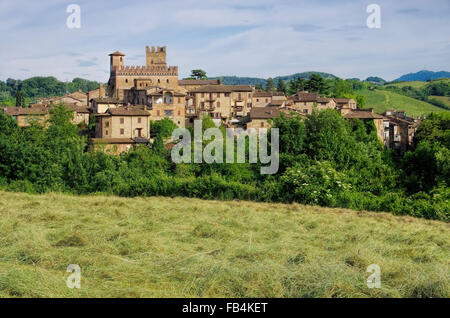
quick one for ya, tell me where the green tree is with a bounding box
[151,118,178,138]
[287,77,306,95]
[16,91,25,107]
[305,74,329,95]
[277,78,287,94]
[356,95,366,109]
[190,69,207,80]
[332,79,352,97]
[265,78,274,92]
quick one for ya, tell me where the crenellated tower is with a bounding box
[146,46,167,66]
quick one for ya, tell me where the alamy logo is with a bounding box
[171,120,279,175]
[366,264,381,288]
[366,4,381,29]
[66,4,81,29]
[66,264,81,289]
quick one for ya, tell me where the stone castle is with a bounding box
[107,46,179,99]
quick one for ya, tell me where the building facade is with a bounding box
[107,47,179,99]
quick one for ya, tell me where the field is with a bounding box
[357,88,448,117]
[384,78,449,89]
[429,95,450,108]
[0,191,448,298]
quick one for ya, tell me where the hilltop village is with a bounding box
[1,45,419,153]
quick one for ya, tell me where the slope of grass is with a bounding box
[429,95,450,108]
[385,78,449,89]
[0,191,448,298]
[357,88,448,117]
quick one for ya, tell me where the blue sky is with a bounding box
[0,0,449,82]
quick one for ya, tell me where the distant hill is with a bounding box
[356,88,448,117]
[393,70,450,82]
[365,76,386,84]
[210,72,338,86]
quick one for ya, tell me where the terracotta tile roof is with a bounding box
[2,106,48,116]
[344,110,384,119]
[93,97,124,104]
[107,107,150,116]
[290,92,319,102]
[178,79,221,85]
[253,90,285,97]
[268,99,285,106]
[190,85,253,93]
[109,51,125,56]
[317,97,333,103]
[249,107,281,119]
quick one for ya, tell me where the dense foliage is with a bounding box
[0,77,101,106]
[0,105,448,221]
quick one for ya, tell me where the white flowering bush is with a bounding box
[281,161,351,206]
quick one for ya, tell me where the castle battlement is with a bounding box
[113,65,178,76]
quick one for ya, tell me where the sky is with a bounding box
[0,0,449,82]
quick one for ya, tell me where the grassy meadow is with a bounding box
[0,191,448,298]
[357,88,447,117]
[429,95,450,108]
[385,78,449,89]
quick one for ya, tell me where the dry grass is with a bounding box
[0,191,448,298]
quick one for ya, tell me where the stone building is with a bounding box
[90,97,124,114]
[107,47,179,99]
[91,106,151,154]
[245,107,281,130]
[1,106,49,127]
[381,111,418,153]
[252,90,285,107]
[286,91,336,114]
[334,98,357,114]
[123,82,187,128]
[189,85,254,123]
[37,90,88,107]
[178,78,222,91]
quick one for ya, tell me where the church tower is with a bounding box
[146,46,167,66]
[109,51,125,72]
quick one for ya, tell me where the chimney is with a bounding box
[99,83,104,98]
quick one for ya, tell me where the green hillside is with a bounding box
[0,191,448,298]
[385,78,449,89]
[357,88,448,117]
[429,95,450,108]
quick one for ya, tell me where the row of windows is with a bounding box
[155,110,182,116]
[125,78,171,84]
[199,92,251,99]
[199,102,252,108]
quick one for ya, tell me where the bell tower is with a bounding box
[109,51,125,72]
[146,46,167,66]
